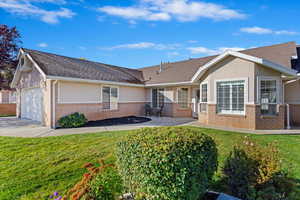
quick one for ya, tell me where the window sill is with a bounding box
[217,113,246,117]
[102,109,119,112]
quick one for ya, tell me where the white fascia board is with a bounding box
[191,50,298,83]
[46,75,145,87]
[24,52,47,79]
[191,52,230,83]
[144,81,198,87]
[11,49,47,88]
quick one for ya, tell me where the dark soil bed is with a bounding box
[85,116,151,127]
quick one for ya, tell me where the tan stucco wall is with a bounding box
[202,56,256,104]
[58,81,101,103]
[285,79,300,104]
[58,81,147,104]
[119,86,147,102]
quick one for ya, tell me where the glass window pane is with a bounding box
[201,84,207,102]
[110,87,118,110]
[102,87,110,109]
[260,80,277,115]
[178,88,188,108]
[152,89,158,108]
[217,80,244,113]
[158,88,164,107]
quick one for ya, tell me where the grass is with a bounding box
[1,127,300,200]
[0,114,15,117]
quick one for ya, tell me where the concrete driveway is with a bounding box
[0,117,196,138]
[0,117,52,137]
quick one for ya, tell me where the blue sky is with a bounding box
[1,0,300,68]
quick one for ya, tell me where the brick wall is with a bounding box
[201,104,256,129]
[199,104,285,130]
[255,105,285,130]
[289,104,300,126]
[0,104,16,116]
[56,102,145,124]
[172,103,192,117]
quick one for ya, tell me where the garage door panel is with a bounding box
[21,88,43,122]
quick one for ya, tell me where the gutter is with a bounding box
[46,75,145,88]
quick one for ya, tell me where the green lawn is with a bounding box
[0,114,15,117]
[1,127,300,200]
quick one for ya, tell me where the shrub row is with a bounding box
[116,127,218,200]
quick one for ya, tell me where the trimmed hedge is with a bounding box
[58,112,87,128]
[116,127,218,200]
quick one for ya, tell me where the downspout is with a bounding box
[52,80,58,128]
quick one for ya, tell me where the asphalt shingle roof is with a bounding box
[23,48,144,84]
[22,42,297,85]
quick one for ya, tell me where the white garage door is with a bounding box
[21,87,43,122]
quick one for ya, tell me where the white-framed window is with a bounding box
[102,86,118,110]
[152,88,164,108]
[200,83,208,112]
[177,87,189,109]
[259,78,279,115]
[216,80,245,115]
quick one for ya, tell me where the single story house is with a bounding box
[11,42,300,130]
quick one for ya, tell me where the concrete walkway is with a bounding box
[189,121,300,135]
[2,116,300,138]
[0,117,196,138]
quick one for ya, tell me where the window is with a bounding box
[102,86,118,110]
[201,83,207,103]
[217,80,245,114]
[178,88,189,109]
[200,83,208,112]
[260,79,277,115]
[152,88,164,108]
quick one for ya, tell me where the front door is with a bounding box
[192,89,200,118]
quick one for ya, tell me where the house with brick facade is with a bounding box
[10,42,300,130]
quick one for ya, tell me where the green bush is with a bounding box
[222,136,295,200]
[88,167,123,200]
[116,127,218,200]
[58,112,87,128]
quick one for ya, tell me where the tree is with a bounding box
[0,24,22,89]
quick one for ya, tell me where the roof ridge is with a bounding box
[22,48,141,73]
[139,41,296,70]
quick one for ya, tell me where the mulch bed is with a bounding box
[85,116,151,127]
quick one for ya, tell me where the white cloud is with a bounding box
[187,46,244,55]
[103,42,181,50]
[0,0,75,24]
[79,46,87,50]
[167,51,180,57]
[38,42,48,47]
[240,26,298,35]
[98,0,245,23]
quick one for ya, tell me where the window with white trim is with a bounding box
[178,88,189,109]
[200,83,208,112]
[217,80,245,114]
[260,79,277,115]
[102,86,118,110]
[152,88,164,108]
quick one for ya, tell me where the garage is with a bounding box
[21,87,43,122]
